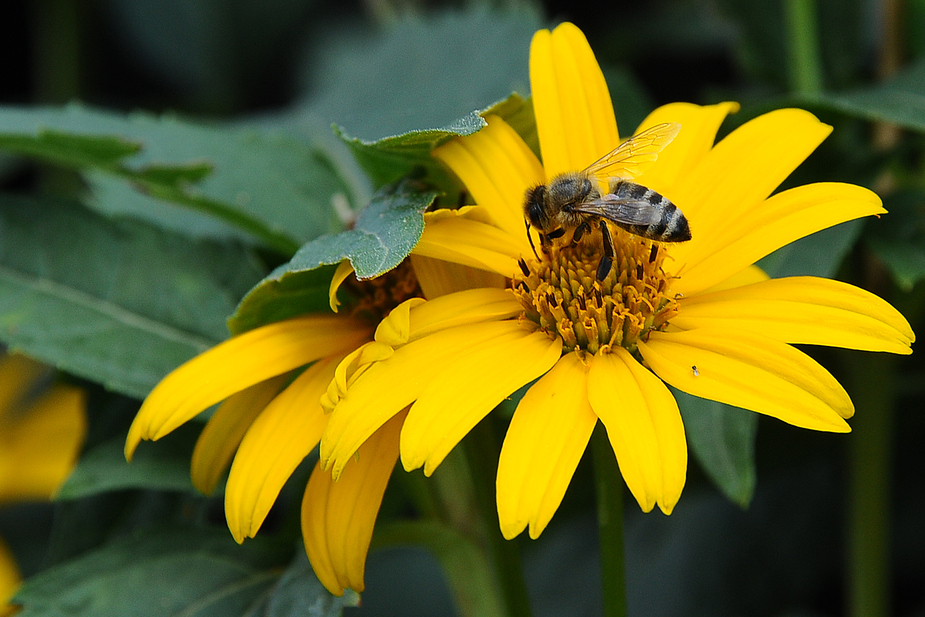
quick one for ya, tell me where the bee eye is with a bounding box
[525,186,547,226]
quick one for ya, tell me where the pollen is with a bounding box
[513,227,679,355]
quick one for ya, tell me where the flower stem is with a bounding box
[465,419,533,617]
[592,423,626,617]
[784,0,824,95]
[33,0,82,103]
[846,353,895,617]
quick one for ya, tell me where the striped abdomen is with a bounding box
[608,180,691,243]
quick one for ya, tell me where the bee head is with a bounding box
[524,185,549,230]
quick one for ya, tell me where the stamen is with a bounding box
[518,258,531,277]
[512,231,677,354]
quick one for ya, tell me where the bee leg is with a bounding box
[540,231,553,251]
[596,219,615,281]
[542,228,562,254]
[546,228,565,240]
[525,218,540,260]
[570,221,591,246]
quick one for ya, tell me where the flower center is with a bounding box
[344,261,423,323]
[513,228,679,355]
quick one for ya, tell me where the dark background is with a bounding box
[1,1,922,616]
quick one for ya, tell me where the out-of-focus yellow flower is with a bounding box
[0,353,86,613]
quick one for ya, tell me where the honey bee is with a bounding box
[524,122,691,281]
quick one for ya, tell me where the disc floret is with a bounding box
[513,229,679,355]
[344,261,423,323]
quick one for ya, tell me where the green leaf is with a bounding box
[0,130,141,166]
[806,59,925,131]
[374,520,506,617]
[339,92,535,190]
[229,179,437,334]
[285,180,437,279]
[58,425,202,499]
[15,528,293,617]
[758,219,863,278]
[867,189,925,289]
[86,171,251,241]
[672,388,758,507]
[0,194,264,399]
[0,104,352,252]
[253,550,359,617]
[228,265,335,336]
[299,10,538,143]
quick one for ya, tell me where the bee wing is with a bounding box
[573,194,662,226]
[583,122,681,181]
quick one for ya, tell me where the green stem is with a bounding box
[846,353,895,617]
[396,466,442,520]
[32,0,84,197]
[374,520,507,617]
[592,424,626,617]
[464,419,533,617]
[33,0,82,103]
[784,0,824,96]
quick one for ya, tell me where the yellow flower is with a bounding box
[125,263,422,596]
[319,23,914,540]
[0,353,86,613]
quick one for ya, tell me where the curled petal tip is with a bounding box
[124,424,144,462]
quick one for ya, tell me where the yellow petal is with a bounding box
[0,384,86,503]
[324,341,392,413]
[587,349,686,514]
[675,108,831,222]
[126,315,371,460]
[425,203,499,226]
[0,537,20,608]
[670,183,885,295]
[716,182,880,248]
[224,354,342,543]
[322,320,531,480]
[496,352,597,540]
[302,461,339,594]
[433,116,544,243]
[190,375,288,495]
[700,265,769,294]
[633,101,740,195]
[638,328,853,432]
[414,212,524,277]
[664,109,833,284]
[303,409,404,596]
[406,287,523,343]
[410,254,507,299]
[401,329,562,475]
[329,260,356,313]
[374,298,426,346]
[673,276,914,353]
[530,23,619,178]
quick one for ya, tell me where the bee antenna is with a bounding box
[525,218,540,260]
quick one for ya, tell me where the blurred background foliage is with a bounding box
[0,0,923,616]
